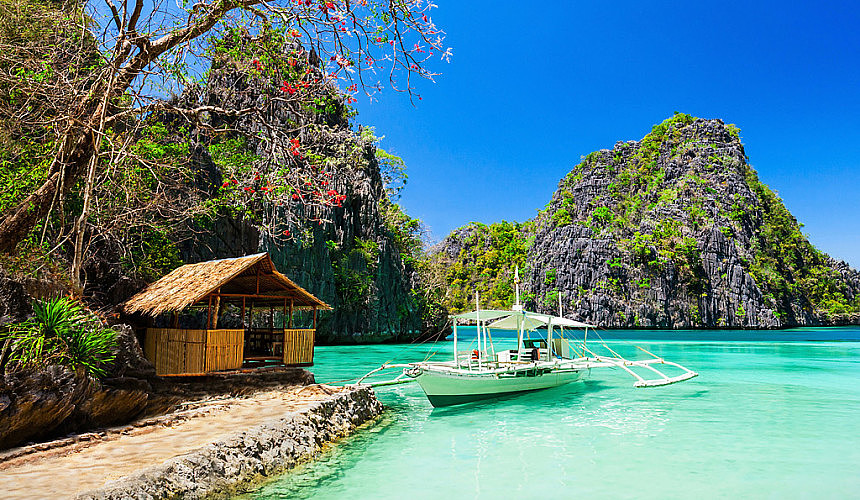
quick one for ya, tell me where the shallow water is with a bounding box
[248,328,860,499]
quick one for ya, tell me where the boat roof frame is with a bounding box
[450,309,594,329]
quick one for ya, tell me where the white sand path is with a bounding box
[0,385,344,499]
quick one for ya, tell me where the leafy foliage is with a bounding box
[745,169,858,316]
[438,221,529,312]
[2,297,117,378]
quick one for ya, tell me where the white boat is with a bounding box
[359,275,698,407]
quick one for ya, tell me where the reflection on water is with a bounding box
[249,328,860,499]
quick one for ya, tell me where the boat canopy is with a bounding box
[450,309,515,322]
[451,309,594,331]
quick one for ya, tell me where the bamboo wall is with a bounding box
[144,328,244,376]
[283,329,315,365]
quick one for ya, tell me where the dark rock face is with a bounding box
[435,115,860,328]
[0,366,90,450]
[172,46,446,344]
[0,268,32,327]
[0,327,161,450]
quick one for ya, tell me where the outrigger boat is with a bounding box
[358,274,698,407]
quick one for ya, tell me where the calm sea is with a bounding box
[247,327,860,499]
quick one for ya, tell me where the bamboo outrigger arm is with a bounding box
[356,364,418,387]
[579,356,699,387]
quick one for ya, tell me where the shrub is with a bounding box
[2,297,117,378]
[551,207,572,226]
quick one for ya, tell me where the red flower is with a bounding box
[290,138,302,156]
[283,229,291,237]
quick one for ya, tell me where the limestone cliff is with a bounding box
[132,37,447,344]
[434,114,860,328]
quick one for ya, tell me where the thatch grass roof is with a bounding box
[123,253,331,316]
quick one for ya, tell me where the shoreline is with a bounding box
[0,384,383,499]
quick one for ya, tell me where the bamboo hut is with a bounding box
[123,253,331,376]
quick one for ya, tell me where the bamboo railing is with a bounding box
[283,328,315,365]
[144,328,244,376]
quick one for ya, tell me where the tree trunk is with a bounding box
[0,0,260,254]
[0,124,96,253]
[0,338,11,374]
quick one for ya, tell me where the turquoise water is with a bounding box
[248,328,860,499]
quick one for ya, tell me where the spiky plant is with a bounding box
[2,297,117,378]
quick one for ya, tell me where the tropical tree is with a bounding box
[0,0,449,287]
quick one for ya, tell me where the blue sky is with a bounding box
[352,0,860,267]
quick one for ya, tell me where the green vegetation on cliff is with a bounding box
[434,221,530,312]
[744,169,859,316]
[434,114,860,327]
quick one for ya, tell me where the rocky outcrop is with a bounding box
[182,165,437,343]
[434,115,860,328]
[0,325,156,448]
[76,386,383,500]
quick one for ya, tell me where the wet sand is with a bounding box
[0,384,346,499]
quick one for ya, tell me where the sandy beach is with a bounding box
[0,384,351,499]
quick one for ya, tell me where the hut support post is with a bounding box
[289,300,293,329]
[313,306,317,330]
[241,297,246,329]
[212,295,222,329]
[171,312,178,328]
[207,295,212,329]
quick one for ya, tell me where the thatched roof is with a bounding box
[123,253,331,316]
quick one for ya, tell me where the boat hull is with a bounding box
[415,367,583,407]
